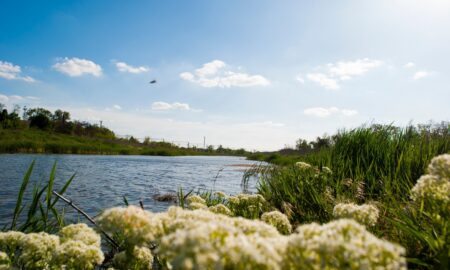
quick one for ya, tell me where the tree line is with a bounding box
[0,104,115,139]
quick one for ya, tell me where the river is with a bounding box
[0,154,261,226]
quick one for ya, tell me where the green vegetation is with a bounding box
[252,123,449,269]
[0,105,248,156]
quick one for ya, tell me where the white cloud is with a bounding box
[53,57,102,77]
[295,75,305,84]
[413,70,430,80]
[304,107,358,118]
[0,93,40,106]
[115,62,149,74]
[180,60,270,88]
[328,59,383,80]
[195,60,225,77]
[152,101,191,111]
[304,58,382,90]
[403,62,415,68]
[0,61,36,82]
[113,104,122,110]
[306,73,339,90]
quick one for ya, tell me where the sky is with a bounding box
[0,0,449,151]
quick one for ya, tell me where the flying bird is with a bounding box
[149,80,157,84]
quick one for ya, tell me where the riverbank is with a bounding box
[0,129,247,156]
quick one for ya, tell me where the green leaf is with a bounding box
[11,160,35,230]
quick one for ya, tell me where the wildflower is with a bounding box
[0,252,10,270]
[52,240,104,269]
[96,206,162,247]
[188,202,208,210]
[228,196,240,205]
[295,161,312,170]
[59,223,101,248]
[214,191,227,198]
[209,204,232,216]
[411,174,450,203]
[186,195,206,205]
[261,211,292,235]
[427,153,450,179]
[0,231,25,252]
[323,186,335,203]
[113,246,153,270]
[321,166,333,175]
[158,220,284,270]
[284,219,406,270]
[19,232,59,269]
[333,203,379,226]
[411,154,450,208]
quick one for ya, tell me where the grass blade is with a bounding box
[11,160,35,230]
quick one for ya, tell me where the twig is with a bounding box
[52,191,120,249]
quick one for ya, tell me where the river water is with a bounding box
[0,154,261,226]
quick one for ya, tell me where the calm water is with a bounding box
[0,154,260,226]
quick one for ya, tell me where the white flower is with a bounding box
[0,231,25,251]
[59,223,101,247]
[214,191,227,198]
[209,204,232,216]
[427,154,450,179]
[284,219,406,270]
[188,202,208,210]
[295,161,312,170]
[19,232,59,269]
[186,195,206,205]
[411,174,450,203]
[0,252,10,270]
[52,240,104,269]
[113,246,153,270]
[261,211,292,234]
[96,206,162,247]
[321,166,333,175]
[333,203,380,226]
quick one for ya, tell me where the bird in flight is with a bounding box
[149,80,157,84]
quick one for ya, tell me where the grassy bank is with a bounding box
[0,128,246,156]
[252,124,449,268]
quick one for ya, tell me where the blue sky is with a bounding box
[1,0,449,150]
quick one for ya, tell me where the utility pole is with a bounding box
[100,120,103,128]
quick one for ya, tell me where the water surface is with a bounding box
[0,154,260,226]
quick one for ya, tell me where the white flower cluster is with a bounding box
[0,224,103,270]
[96,205,161,247]
[227,193,266,215]
[157,207,285,270]
[411,154,450,205]
[96,205,158,269]
[156,207,405,270]
[321,166,333,175]
[186,195,207,210]
[0,251,10,270]
[112,246,153,270]
[427,153,450,179]
[284,219,406,270]
[53,223,104,269]
[333,203,380,226]
[295,161,312,170]
[208,203,232,216]
[261,211,292,234]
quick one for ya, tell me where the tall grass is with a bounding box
[4,161,75,233]
[255,124,449,268]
